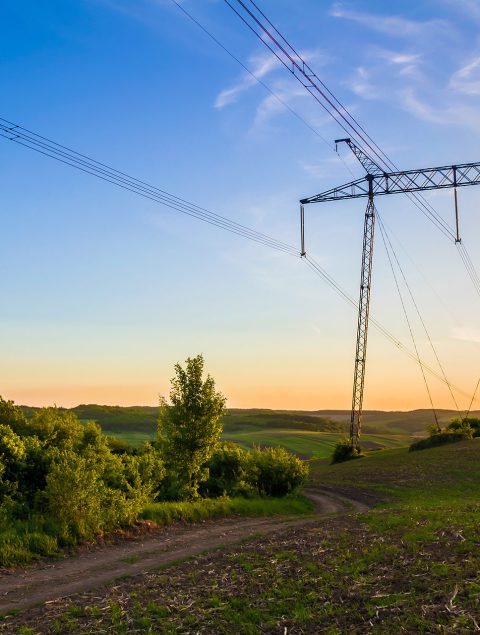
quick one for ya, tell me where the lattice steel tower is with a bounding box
[300,140,480,450]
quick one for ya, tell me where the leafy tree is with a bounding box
[0,424,26,502]
[158,355,226,497]
[0,398,27,430]
[24,407,84,449]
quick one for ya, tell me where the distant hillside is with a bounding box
[20,404,477,438]
[222,411,345,433]
[20,404,158,434]
[73,404,158,433]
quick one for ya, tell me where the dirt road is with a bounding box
[0,488,368,614]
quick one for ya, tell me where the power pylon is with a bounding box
[301,142,480,449]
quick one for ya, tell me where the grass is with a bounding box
[141,495,314,525]
[0,517,63,568]
[222,428,410,458]
[105,430,153,447]
[24,404,479,437]
[106,425,413,455]
[0,496,312,570]
[6,439,480,633]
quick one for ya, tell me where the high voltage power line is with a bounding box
[169,0,480,314]
[377,212,462,417]
[0,118,296,257]
[171,0,480,318]
[223,0,480,429]
[224,0,480,296]
[377,217,441,430]
[169,0,334,154]
[303,255,476,404]
[1,116,476,405]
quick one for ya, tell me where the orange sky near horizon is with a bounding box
[4,363,478,412]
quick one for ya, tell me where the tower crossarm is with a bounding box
[335,138,384,176]
[301,161,480,204]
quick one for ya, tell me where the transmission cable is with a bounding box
[236,0,455,238]
[0,118,298,257]
[230,0,480,293]
[303,254,478,404]
[465,377,480,419]
[457,242,480,298]
[225,0,457,241]
[377,212,462,416]
[377,215,440,429]
[169,0,334,152]
[376,216,462,329]
[170,0,361,184]
[2,117,478,406]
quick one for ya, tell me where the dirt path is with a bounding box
[0,488,367,614]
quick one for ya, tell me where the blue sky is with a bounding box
[1,0,480,410]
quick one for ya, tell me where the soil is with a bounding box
[0,488,368,615]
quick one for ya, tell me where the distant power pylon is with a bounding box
[300,140,480,450]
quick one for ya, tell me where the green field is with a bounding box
[22,405,479,457]
[106,430,154,447]
[108,427,412,457]
[222,428,410,458]
[9,438,480,633]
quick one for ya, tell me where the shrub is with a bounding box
[107,436,135,454]
[45,451,105,540]
[331,438,363,464]
[447,417,480,438]
[156,473,193,502]
[246,446,309,497]
[200,442,251,498]
[16,408,84,449]
[409,431,471,452]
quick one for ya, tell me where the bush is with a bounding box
[447,417,480,438]
[331,438,363,464]
[409,431,472,452]
[200,442,251,498]
[247,446,309,497]
[45,452,105,540]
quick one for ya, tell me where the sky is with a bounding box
[1,0,480,411]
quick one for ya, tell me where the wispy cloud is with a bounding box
[343,47,423,103]
[328,4,480,135]
[214,48,331,135]
[330,2,447,38]
[441,0,480,22]
[398,87,480,131]
[450,56,480,95]
[252,84,308,128]
[214,52,279,109]
[349,66,381,100]
[374,48,422,76]
[452,327,480,343]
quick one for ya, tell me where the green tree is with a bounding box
[0,397,27,431]
[200,441,251,498]
[158,355,226,497]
